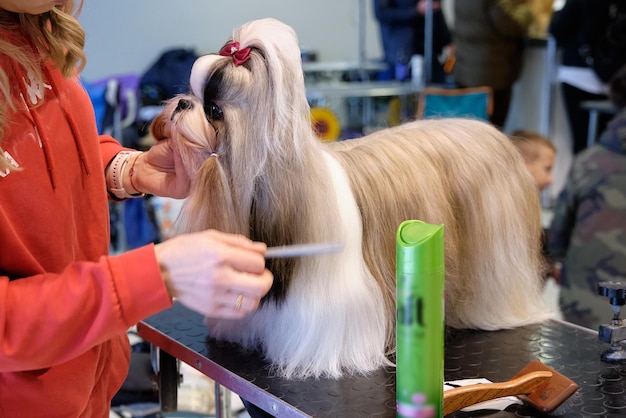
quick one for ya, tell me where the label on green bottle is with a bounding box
[396,220,444,418]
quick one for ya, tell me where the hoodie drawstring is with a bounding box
[43,63,91,177]
[12,60,58,189]
[11,60,92,190]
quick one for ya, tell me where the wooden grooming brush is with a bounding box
[444,360,578,415]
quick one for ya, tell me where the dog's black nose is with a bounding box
[171,99,193,121]
[175,99,193,112]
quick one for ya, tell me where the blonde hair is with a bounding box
[509,129,556,163]
[0,1,86,171]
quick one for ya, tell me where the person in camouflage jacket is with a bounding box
[548,65,626,330]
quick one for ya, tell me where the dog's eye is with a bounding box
[205,101,224,121]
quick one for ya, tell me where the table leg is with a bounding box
[214,382,233,418]
[587,109,599,148]
[363,97,373,129]
[157,349,179,412]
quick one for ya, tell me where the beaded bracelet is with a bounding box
[108,151,144,199]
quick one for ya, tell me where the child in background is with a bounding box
[510,130,556,191]
[510,130,561,315]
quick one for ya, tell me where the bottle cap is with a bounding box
[396,220,444,275]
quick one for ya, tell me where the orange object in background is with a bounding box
[311,107,340,141]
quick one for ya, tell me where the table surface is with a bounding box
[137,302,626,417]
[305,81,422,100]
[580,100,618,114]
[302,61,387,74]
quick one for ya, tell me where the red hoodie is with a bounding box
[0,33,172,416]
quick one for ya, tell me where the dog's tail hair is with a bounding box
[334,119,557,335]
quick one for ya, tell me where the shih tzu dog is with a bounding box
[151,18,557,379]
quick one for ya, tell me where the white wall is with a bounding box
[79,0,383,81]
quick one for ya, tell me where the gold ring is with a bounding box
[235,294,243,310]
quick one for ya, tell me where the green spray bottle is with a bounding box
[396,220,444,418]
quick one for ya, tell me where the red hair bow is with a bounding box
[219,42,251,66]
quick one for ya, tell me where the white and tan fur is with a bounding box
[151,18,557,379]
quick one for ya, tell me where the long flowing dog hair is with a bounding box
[151,18,557,379]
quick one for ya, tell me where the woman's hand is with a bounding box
[123,139,190,199]
[154,230,274,318]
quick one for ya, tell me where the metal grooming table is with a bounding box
[138,302,626,417]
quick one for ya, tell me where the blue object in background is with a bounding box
[416,86,494,121]
[81,78,110,134]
